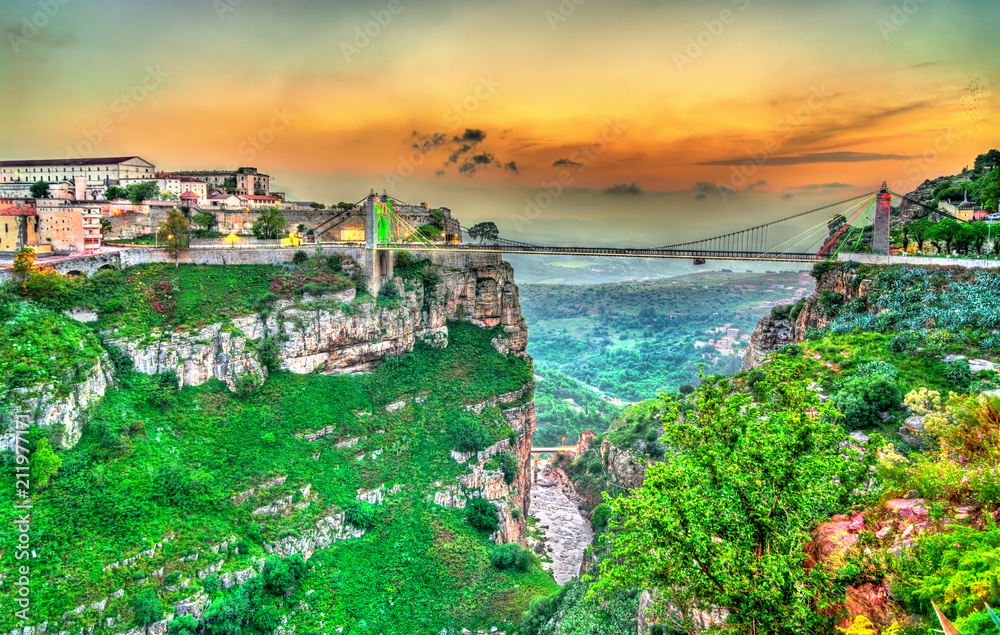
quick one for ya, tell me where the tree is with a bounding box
[104,186,127,200]
[133,588,164,627]
[222,175,238,194]
[594,364,867,634]
[430,208,446,230]
[417,224,442,240]
[126,181,159,205]
[309,202,326,210]
[251,206,286,240]
[468,221,500,243]
[99,218,113,238]
[974,149,1000,173]
[157,209,190,267]
[254,183,266,196]
[191,213,214,236]
[29,180,49,198]
[467,497,499,532]
[12,247,36,281]
[30,438,61,488]
[908,218,932,253]
[166,614,199,635]
[928,218,961,255]
[977,167,1000,212]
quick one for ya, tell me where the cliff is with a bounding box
[0,253,551,635]
[742,265,871,370]
[104,259,528,391]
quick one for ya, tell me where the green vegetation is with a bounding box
[0,260,549,634]
[251,206,286,240]
[29,179,49,198]
[596,363,868,634]
[520,271,811,403]
[0,299,105,394]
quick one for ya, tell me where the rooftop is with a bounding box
[0,156,150,167]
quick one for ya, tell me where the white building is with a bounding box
[0,156,156,187]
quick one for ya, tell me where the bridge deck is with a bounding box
[380,243,819,262]
[530,446,578,453]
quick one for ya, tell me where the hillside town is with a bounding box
[0,155,460,257]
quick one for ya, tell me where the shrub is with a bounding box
[770,304,792,320]
[888,331,921,353]
[830,375,901,431]
[591,502,611,532]
[30,438,62,489]
[679,384,696,395]
[202,573,222,594]
[466,497,498,532]
[345,501,376,530]
[811,260,838,280]
[789,299,807,321]
[490,542,532,571]
[291,250,309,265]
[378,281,399,298]
[498,452,518,485]
[945,358,973,390]
[819,290,845,318]
[448,412,492,453]
[133,588,165,626]
[166,614,199,635]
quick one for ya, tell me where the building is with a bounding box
[0,156,156,187]
[237,194,280,209]
[206,191,242,210]
[171,166,270,196]
[35,199,104,254]
[0,201,39,253]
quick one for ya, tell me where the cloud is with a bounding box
[746,179,766,191]
[504,161,518,173]
[553,158,583,167]
[410,131,448,153]
[458,152,500,176]
[454,128,486,144]
[697,151,911,166]
[603,183,642,195]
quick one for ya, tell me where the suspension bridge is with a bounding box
[364,183,950,265]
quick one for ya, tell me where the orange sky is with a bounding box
[1,0,996,245]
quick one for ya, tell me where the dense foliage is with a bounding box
[0,259,548,633]
[595,362,869,634]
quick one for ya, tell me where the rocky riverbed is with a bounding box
[528,466,593,585]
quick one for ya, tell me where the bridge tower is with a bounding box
[364,192,393,295]
[872,182,892,256]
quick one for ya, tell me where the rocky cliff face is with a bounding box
[106,259,528,390]
[1,353,114,450]
[742,267,870,370]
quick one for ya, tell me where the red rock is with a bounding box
[848,514,866,532]
[876,526,892,539]
[832,514,849,522]
[886,499,928,520]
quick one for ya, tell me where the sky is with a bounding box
[0,0,997,247]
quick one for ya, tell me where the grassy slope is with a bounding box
[0,264,553,634]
